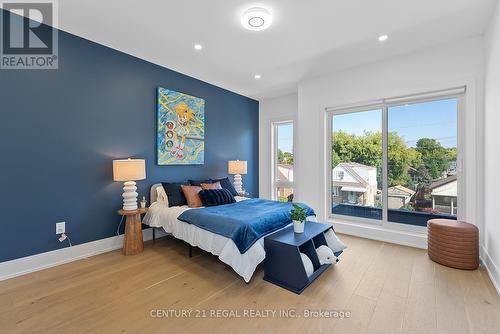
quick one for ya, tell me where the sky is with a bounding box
[333,98,457,148]
[277,123,294,153]
[276,98,457,154]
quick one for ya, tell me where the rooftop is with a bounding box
[429,175,457,190]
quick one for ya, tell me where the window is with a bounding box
[272,121,294,202]
[387,98,458,225]
[331,109,383,220]
[328,90,462,227]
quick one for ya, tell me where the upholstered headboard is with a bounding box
[150,183,163,203]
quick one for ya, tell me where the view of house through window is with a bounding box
[331,109,383,220]
[387,99,458,224]
[330,96,459,227]
[273,122,294,202]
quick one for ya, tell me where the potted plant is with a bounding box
[290,204,307,233]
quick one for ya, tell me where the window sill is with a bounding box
[326,217,428,249]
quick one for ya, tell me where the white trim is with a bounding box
[325,89,464,231]
[271,120,294,200]
[331,218,427,249]
[384,86,466,105]
[324,86,466,112]
[0,228,167,281]
[325,101,383,114]
[480,246,500,296]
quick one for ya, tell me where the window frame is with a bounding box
[326,88,465,232]
[271,120,294,201]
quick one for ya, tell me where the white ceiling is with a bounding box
[25,1,500,99]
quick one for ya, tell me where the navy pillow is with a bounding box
[212,177,238,196]
[199,189,236,207]
[188,179,212,186]
[161,182,189,207]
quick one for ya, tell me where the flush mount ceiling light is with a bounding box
[254,74,262,79]
[241,7,272,31]
[194,44,203,50]
[378,34,389,42]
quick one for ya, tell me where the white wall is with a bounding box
[484,1,500,293]
[259,93,297,199]
[258,33,499,292]
[295,37,484,246]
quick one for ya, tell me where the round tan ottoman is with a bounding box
[427,219,479,270]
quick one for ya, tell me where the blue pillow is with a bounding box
[199,189,236,207]
[161,182,189,207]
[188,179,212,186]
[212,177,238,196]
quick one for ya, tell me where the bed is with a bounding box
[143,184,318,282]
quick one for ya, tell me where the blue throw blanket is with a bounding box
[177,199,315,254]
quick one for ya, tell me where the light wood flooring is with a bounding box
[1,234,499,334]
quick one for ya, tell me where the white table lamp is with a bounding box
[228,160,247,194]
[113,158,146,211]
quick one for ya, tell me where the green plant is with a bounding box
[401,203,415,211]
[290,204,307,222]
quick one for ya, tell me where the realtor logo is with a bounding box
[1,1,58,69]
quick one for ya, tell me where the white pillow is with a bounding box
[324,229,347,253]
[300,253,314,277]
[156,186,169,205]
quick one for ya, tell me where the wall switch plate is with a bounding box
[56,222,66,234]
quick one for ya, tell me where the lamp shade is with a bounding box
[113,159,146,181]
[228,160,247,175]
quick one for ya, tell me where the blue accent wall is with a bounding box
[0,26,259,262]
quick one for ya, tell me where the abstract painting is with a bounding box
[157,87,205,165]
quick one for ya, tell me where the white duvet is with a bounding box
[143,198,317,282]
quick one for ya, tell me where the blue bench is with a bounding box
[263,222,333,294]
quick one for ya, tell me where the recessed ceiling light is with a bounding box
[194,44,203,50]
[378,35,389,42]
[241,7,272,31]
[254,74,262,79]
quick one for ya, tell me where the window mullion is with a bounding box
[382,105,388,225]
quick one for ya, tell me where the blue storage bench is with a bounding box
[263,222,333,294]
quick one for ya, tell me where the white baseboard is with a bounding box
[480,246,500,296]
[0,228,165,282]
[331,220,428,249]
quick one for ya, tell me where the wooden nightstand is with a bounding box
[118,207,148,255]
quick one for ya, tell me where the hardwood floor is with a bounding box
[1,234,499,334]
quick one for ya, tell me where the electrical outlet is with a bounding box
[56,222,66,234]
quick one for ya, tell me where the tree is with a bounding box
[415,138,451,179]
[413,164,432,201]
[332,131,454,189]
[415,164,432,188]
[332,131,383,185]
[388,132,415,187]
[332,131,382,167]
[277,149,294,165]
[282,152,294,164]
[332,131,419,187]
